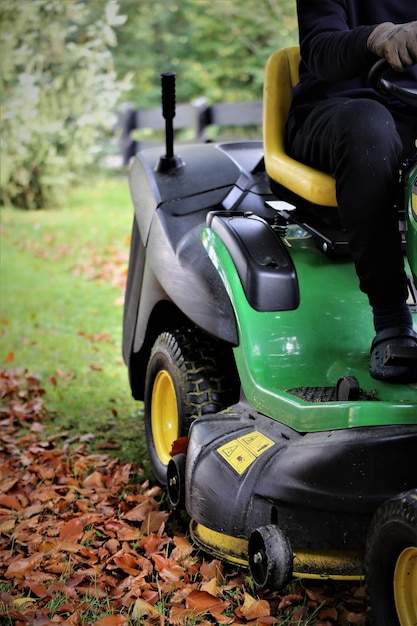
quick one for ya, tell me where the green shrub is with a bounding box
[0,0,129,209]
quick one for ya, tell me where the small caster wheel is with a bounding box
[248,524,293,590]
[167,453,186,508]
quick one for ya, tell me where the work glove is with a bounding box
[367,21,417,72]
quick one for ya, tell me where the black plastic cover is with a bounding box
[185,405,417,551]
[207,212,300,311]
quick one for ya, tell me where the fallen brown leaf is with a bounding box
[59,518,84,543]
[186,589,225,611]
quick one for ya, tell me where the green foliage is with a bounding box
[115,0,298,108]
[0,0,129,209]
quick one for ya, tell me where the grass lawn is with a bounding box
[0,172,147,467]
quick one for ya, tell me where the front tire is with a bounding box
[144,328,237,485]
[365,489,417,626]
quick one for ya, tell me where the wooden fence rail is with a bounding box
[119,98,263,166]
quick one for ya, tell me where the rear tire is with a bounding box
[144,328,238,485]
[365,489,417,626]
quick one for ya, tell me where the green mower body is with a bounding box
[122,60,417,624]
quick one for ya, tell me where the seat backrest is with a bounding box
[264,46,300,149]
[263,47,337,208]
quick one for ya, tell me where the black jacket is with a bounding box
[289,0,417,129]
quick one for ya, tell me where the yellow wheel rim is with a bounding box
[394,546,417,626]
[151,370,179,465]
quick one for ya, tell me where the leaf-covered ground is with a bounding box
[0,369,370,625]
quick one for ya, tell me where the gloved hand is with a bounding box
[367,21,417,71]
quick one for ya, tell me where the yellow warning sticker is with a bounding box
[217,431,275,475]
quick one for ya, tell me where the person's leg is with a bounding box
[393,109,417,161]
[288,98,408,307]
[287,98,417,381]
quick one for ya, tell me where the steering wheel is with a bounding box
[368,58,417,109]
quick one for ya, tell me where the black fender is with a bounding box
[135,218,239,351]
[123,141,295,397]
[122,216,145,366]
[124,142,269,358]
[122,215,238,400]
[124,144,243,364]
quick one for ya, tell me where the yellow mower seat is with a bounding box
[263,47,337,208]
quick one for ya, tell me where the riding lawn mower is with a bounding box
[122,47,417,625]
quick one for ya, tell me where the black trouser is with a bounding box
[286,98,417,308]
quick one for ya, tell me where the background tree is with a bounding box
[0,0,128,208]
[114,0,297,107]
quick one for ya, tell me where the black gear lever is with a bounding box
[155,72,185,172]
